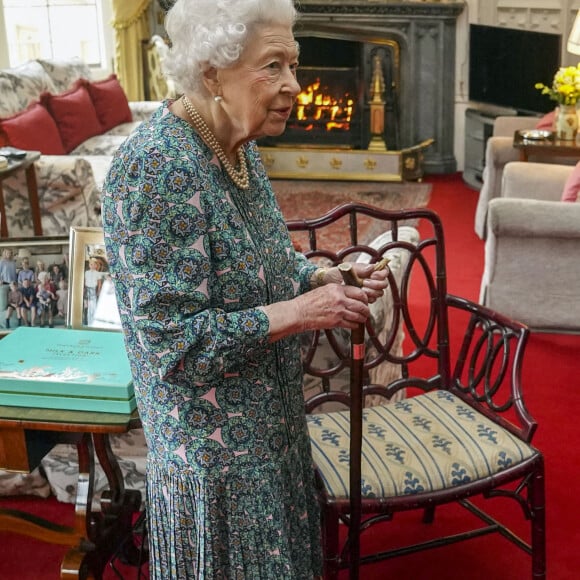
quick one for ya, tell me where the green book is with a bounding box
[0,327,135,413]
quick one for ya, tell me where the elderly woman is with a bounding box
[102,0,388,577]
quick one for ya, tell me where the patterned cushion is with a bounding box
[105,121,143,137]
[561,161,580,202]
[0,60,57,117]
[307,390,537,499]
[302,226,419,408]
[69,133,128,156]
[36,57,91,93]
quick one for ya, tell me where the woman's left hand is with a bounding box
[324,262,389,303]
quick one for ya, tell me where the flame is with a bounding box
[293,79,353,131]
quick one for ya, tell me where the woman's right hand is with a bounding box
[293,283,370,331]
[261,283,370,342]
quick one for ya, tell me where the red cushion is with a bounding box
[561,161,580,202]
[85,75,132,132]
[535,110,556,131]
[41,82,102,152]
[0,102,66,154]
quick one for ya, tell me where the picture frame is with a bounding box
[0,235,70,335]
[68,226,122,331]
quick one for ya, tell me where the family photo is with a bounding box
[0,237,69,332]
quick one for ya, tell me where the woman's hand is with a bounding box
[294,283,370,331]
[262,283,371,342]
[322,262,390,303]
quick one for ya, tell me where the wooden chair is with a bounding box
[286,203,545,579]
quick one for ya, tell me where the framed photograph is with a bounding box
[68,226,122,331]
[0,235,70,334]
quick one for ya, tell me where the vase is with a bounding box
[555,105,578,140]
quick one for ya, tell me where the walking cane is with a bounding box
[338,259,389,579]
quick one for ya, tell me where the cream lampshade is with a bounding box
[568,11,580,54]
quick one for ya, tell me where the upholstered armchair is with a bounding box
[473,116,539,240]
[480,161,580,331]
[473,112,580,240]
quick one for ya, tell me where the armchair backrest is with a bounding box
[492,115,538,137]
[287,203,452,405]
[287,203,534,440]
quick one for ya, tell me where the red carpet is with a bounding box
[0,173,578,579]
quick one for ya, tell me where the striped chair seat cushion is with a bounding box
[306,389,537,499]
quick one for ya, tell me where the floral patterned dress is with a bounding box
[101,102,322,579]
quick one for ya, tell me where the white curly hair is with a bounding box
[163,0,298,95]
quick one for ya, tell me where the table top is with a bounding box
[513,130,580,157]
[0,151,41,177]
[0,405,140,433]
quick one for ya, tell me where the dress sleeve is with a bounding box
[103,149,272,383]
[294,251,317,292]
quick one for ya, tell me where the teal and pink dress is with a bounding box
[101,102,322,579]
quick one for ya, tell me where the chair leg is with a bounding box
[530,461,546,579]
[422,506,435,524]
[321,508,340,580]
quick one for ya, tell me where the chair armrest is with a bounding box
[129,101,161,122]
[446,293,533,440]
[502,162,573,202]
[492,116,538,137]
[488,197,580,239]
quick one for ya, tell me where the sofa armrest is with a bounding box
[487,197,580,239]
[492,116,538,137]
[30,156,101,236]
[129,100,161,122]
[0,155,100,237]
[474,136,522,239]
[502,162,573,202]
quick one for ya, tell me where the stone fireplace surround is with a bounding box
[294,1,466,174]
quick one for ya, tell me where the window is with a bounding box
[3,0,109,68]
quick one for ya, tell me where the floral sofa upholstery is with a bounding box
[0,58,159,237]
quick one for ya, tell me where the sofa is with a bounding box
[480,161,580,331]
[473,113,577,240]
[0,58,159,238]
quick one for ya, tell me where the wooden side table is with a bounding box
[513,130,580,162]
[0,152,43,237]
[0,406,142,579]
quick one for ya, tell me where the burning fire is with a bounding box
[294,79,354,131]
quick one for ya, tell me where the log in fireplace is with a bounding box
[261,36,399,151]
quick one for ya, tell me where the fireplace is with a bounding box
[259,1,465,178]
[285,66,361,148]
[263,35,400,151]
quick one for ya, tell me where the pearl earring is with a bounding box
[214,95,223,103]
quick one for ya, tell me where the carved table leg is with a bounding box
[60,433,141,579]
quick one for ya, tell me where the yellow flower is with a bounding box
[536,63,580,105]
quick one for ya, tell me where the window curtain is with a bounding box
[110,0,151,101]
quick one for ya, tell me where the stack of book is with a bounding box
[0,327,136,413]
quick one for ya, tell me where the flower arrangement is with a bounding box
[535,64,580,106]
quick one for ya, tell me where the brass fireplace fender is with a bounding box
[259,139,434,182]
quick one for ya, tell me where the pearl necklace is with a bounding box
[182,95,250,190]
